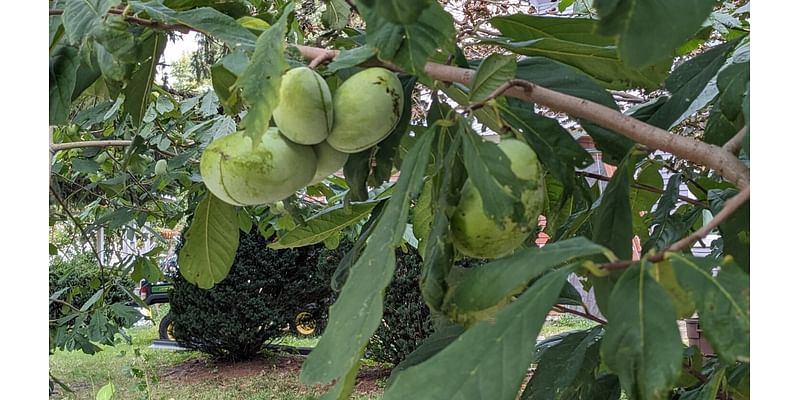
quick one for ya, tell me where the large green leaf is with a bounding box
[460,123,530,224]
[741,82,750,157]
[642,174,681,253]
[50,45,81,125]
[522,327,605,400]
[326,45,378,73]
[387,322,465,387]
[487,14,670,89]
[342,149,371,202]
[668,254,749,364]
[498,99,593,192]
[600,261,684,400]
[322,0,351,30]
[372,75,418,185]
[678,368,725,400]
[442,237,613,324]
[419,122,465,311]
[178,194,240,289]
[62,0,119,46]
[122,32,167,127]
[629,162,663,243]
[129,0,257,51]
[384,266,575,400]
[594,0,716,68]
[362,1,455,80]
[515,57,634,165]
[592,152,637,260]
[647,39,742,130]
[469,54,517,102]
[237,6,290,139]
[705,62,749,146]
[268,201,379,249]
[300,126,436,387]
[359,0,431,25]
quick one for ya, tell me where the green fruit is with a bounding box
[154,159,168,176]
[451,138,546,259]
[200,129,317,206]
[309,141,348,185]
[326,68,403,153]
[273,67,333,145]
[66,124,79,136]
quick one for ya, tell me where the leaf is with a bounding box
[678,366,725,400]
[651,259,696,319]
[362,1,455,80]
[361,0,432,25]
[741,83,750,157]
[668,254,749,364]
[322,0,351,30]
[419,123,465,310]
[647,38,742,130]
[178,194,240,289]
[592,151,638,260]
[122,32,167,127]
[411,178,433,256]
[469,54,517,102]
[269,201,380,249]
[594,0,716,67]
[705,62,749,146]
[384,266,575,400]
[642,174,681,253]
[600,261,684,400]
[129,1,257,51]
[498,99,593,192]
[442,237,613,324]
[79,288,105,312]
[50,45,81,125]
[487,14,670,89]
[386,322,465,387]
[62,0,119,46]
[237,6,291,139]
[460,123,530,224]
[300,126,436,386]
[131,257,163,283]
[630,162,663,243]
[522,326,604,400]
[95,382,115,400]
[515,57,634,164]
[326,45,378,74]
[342,149,371,202]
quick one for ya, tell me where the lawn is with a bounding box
[49,312,596,399]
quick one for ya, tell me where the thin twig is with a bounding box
[49,8,190,33]
[601,185,750,271]
[553,305,607,325]
[49,298,82,313]
[308,51,336,69]
[575,171,707,208]
[468,79,536,110]
[50,140,132,153]
[722,127,747,155]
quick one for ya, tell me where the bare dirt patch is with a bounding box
[162,352,390,396]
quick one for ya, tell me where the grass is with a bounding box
[50,311,596,399]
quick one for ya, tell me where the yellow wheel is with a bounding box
[159,312,176,341]
[294,311,317,336]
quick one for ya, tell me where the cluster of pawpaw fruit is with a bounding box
[451,138,547,259]
[200,67,404,206]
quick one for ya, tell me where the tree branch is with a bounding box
[48,8,750,190]
[49,8,190,33]
[468,79,535,110]
[553,304,607,325]
[50,140,132,153]
[292,45,750,190]
[722,127,747,154]
[601,185,750,271]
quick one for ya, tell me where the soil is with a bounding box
[161,352,391,396]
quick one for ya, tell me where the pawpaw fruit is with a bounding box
[200,128,317,206]
[154,159,168,176]
[326,68,403,153]
[451,138,546,259]
[273,67,333,145]
[309,141,348,185]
